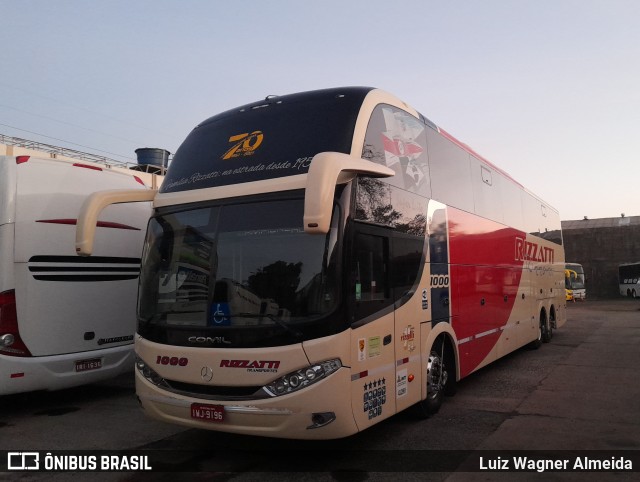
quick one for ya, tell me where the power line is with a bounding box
[0,123,136,161]
[0,102,146,147]
[0,80,181,141]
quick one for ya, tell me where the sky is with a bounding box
[1,0,639,221]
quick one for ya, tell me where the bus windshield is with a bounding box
[137,195,341,347]
[160,88,367,193]
[565,264,585,289]
[570,277,585,290]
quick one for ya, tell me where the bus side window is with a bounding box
[391,235,423,301]
[352,232,390,322]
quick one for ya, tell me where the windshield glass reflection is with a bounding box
[138,198,339,331]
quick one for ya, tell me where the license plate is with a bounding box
[191,403,224,423]
[75,358,102,372]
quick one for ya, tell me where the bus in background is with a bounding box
[564,263,586,301]
[565,269,577,301]
[76,87,566,439]
[619,262,640,298]
[1,143,163,395]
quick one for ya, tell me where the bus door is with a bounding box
[391,232,430,413]
[349,225,396,430]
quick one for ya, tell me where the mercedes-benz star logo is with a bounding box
[200,366,214,382]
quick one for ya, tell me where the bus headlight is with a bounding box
[263,359,342,397]
[135,356,170,389]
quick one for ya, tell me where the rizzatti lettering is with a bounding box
[515,237,554,264]
[220,360,280,373]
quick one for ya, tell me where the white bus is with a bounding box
[1,149,160,395]
[619,262,640,298]
[565,262,586,300]
[77,87,565,439]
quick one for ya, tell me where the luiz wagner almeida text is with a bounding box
[479,455,633,472]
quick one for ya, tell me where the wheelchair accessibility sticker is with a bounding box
[209,303,231,325]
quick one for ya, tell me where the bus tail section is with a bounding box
[1,150,161,395]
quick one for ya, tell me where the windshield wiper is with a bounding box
[235,313,303,338]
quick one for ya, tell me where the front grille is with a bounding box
[164,379,269,401]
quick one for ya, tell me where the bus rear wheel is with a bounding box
[542,310,553,343]
[528,313,545,349]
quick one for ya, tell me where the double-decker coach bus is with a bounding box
[76,87,566,439]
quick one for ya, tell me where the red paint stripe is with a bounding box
[73,163,103,171]
[404,143,423,156]
[10,373,25,378]
[36,219,140,231]
[397,357,410,366]
[36,219,77,226]
[382,135,401,156]
[96,221,140,231]
[448,207,526,377]
[382,135,424,158]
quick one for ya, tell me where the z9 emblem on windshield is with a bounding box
[222,131,264,159]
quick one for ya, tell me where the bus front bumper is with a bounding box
[0,344,134,395]
[135,367,358,440]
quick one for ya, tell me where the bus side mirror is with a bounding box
[303,152,394,234]
[76,189,157,256]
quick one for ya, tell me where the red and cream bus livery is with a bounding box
[77,87,566,439]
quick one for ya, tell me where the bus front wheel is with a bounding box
[414,340,453,418]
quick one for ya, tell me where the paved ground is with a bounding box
[2,299,639,481]
[445,299,640,481]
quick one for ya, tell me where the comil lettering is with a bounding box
[515,237,554,264]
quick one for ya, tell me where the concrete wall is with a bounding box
[563,224,640,298]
